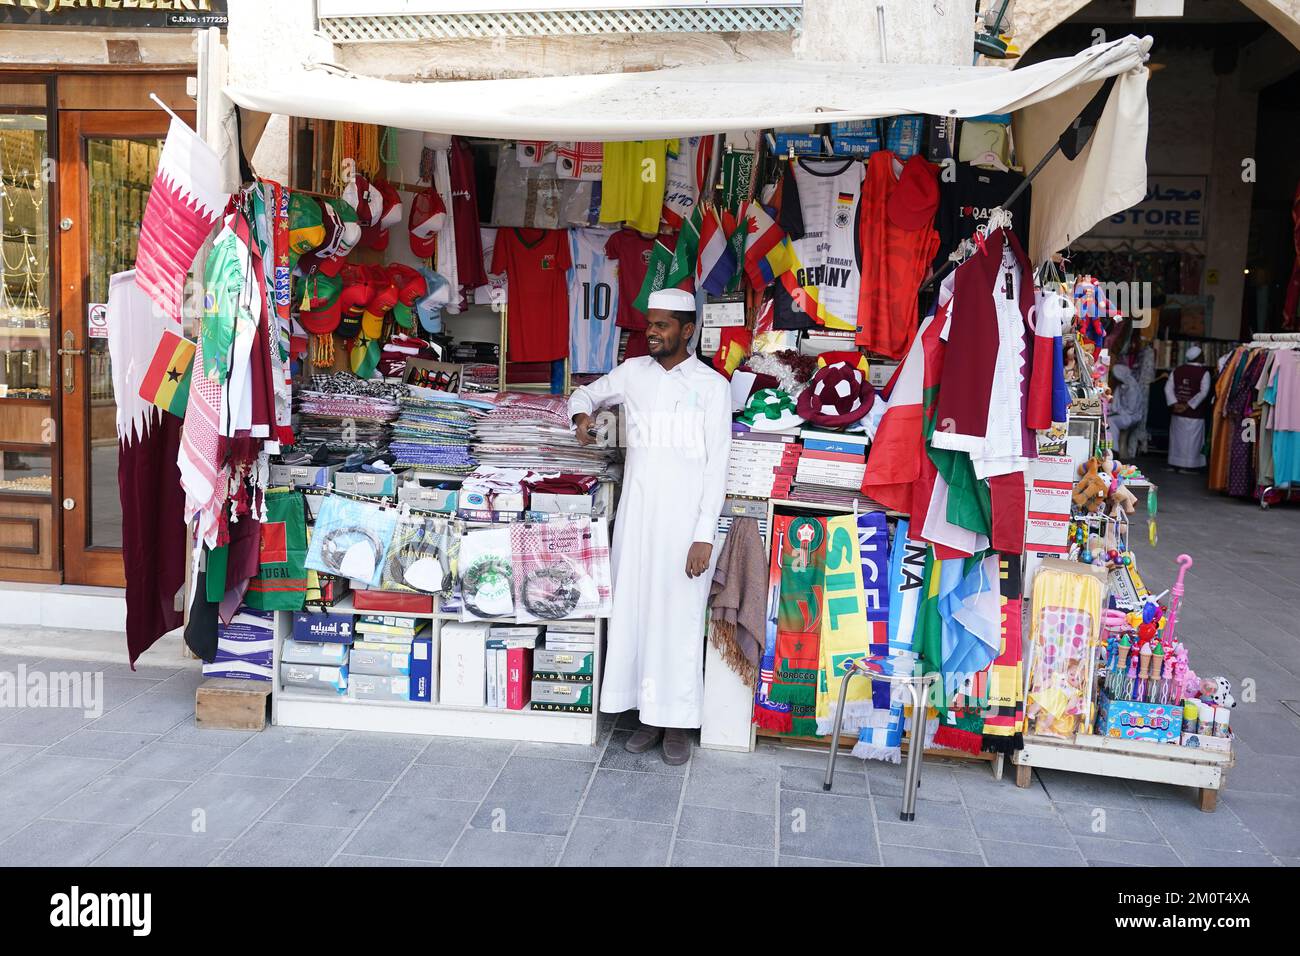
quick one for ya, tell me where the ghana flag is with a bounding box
[138,329,195,418]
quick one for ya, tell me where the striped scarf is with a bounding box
[752,515,793,732]
[769,516,826,735]
[853,520,927,762]
[814,513,877,736]
[981,554,1026,753]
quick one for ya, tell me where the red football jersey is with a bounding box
[603,228,655,331]
[491,228,572,362]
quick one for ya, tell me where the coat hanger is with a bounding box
[970,150,1009,173]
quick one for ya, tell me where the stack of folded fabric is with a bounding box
[450,341,499,364]
[725,429,801,500]
[462,364,500,393]
[295,372,407,455]
[790,430,884,508]
[472,392,619,476]
[388,393,491,476]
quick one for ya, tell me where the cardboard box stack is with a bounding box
[348,614,435,703]
[486,625,539,710]
[282,611,354,696]
[531,622,596,714]
[791,430,870,507]
[204,609,275,682]
[726,428,800,500]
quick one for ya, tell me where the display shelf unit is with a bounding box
[1012,731,1234,812]
[271,601,605,745]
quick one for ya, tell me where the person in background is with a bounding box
[1165,344,1211,472]
[568,286,731,765]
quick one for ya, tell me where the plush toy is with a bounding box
[1209,675,1236,709]
[1109,483,1138,516]
[1073,457,1109,513]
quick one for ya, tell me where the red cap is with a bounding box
[407,187,447,258]
[362,180,403,252]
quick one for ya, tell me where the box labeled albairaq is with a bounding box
[534,647,595,680]
[292,611,356,644]
[530,680,593,712]
[333,469,404,498]
[270,462,340,490]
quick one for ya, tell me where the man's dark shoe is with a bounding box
[625,723,663,753]
[662,727,692,765]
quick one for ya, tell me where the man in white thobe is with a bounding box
[1164,344,1210,471]
[569,287,731,764]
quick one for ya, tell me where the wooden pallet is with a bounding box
[755,728,1006,780]
[1012,732,1234,811]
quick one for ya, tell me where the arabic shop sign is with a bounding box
[0,0,227,30]
[1093,175,1207,240]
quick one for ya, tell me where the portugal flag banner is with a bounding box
[134,117,228,322]
[138,329,195,418]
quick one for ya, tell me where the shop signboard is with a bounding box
[0,1,228,30]
[1091,175,1206,241]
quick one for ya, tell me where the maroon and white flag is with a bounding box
[134,117,227,321]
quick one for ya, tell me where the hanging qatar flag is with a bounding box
[107,271,188,668]
[134,117,227,321]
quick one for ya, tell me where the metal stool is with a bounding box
[822,657,936,822]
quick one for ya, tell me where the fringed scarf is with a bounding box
[853,519,924,762]
[981,554,1025,753]
[814,513,876,736]
[752,515,793,732]
[770,515,826,735]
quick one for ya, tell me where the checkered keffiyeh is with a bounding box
[555,142,603,181]
[510,516,609,624]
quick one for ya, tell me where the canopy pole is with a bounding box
[921,75,1119,292]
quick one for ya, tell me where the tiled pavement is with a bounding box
[0,463,1297,866]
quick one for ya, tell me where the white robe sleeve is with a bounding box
[1164,374,1177,407]
[567,361,630,419]
[1187,368,1211,410]
[692,380,732,544]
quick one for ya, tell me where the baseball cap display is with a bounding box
[288,192,325,266]
[341,172,382,228]
[415,268,452,334]
[362,180,404,252]
[386,263,428,330]
[335,265,377,341]
[320,199,362,277]
[738,388,804,432]
[297,272,343,335]
[796,359,876,427]
[296,200,344,276]
[408,187,447,258]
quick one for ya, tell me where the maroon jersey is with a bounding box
[1170,363,1208,418]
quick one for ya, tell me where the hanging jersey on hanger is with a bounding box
[568,227,620,374]
[773,158,865,332]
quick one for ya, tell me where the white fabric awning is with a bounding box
[225,34,1152,260]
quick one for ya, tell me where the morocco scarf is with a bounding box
[770,515,826,735]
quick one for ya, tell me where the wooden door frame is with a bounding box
[56,108,191,587]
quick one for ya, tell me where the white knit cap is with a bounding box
[647,287,696,313]
[1186,344,1203,361]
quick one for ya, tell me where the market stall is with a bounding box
[110,35,1233,792]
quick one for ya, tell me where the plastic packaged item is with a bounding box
[1025,564,1104,739]
[1213,706,1231,738]
[1182,698,1199,735]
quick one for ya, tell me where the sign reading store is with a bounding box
[0,0,227,30]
